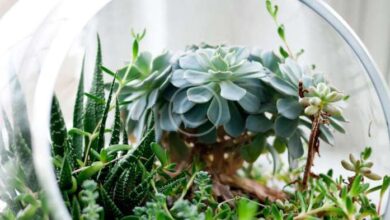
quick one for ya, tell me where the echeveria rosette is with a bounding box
[263,57,347,161]
[165,46,268,142]
[118,51,172,140]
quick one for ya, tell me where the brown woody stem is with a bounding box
[302,112,321,189]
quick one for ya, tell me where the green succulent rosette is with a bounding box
[252,52,347,160]
[118,51,172,140]
[162,46,267,142]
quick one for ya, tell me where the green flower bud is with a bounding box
[309,97,322,106]
[364,162,374,168]
[361,167,371,173]
[316,82,330,96]
[307,86,316,95]
[349,154,357,165]
[299,97,310,106]
[364,172,382,181]
[304,105,319,115]
[326,91,344,102]
[341,160,355,171]
[323,105,342,116]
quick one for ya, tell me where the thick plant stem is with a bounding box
[302,112,321,189]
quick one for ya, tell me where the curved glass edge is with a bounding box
[299,0,390,217]
[30,0,112,219]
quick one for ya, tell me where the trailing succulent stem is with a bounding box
[299,80,345,189]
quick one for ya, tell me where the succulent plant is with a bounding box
[300,82,345,116]
[248,54,348,161]
[158,46,268,142]
[117,51,172,140]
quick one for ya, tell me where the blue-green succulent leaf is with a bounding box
[238,91,261,113]
[152,51,171,73]
[246,114,273,133]
[274,116,299,138]
[207,96,230,126]
[182,104,208,128]
[134,52,152,75]
[129,96,147,120]
[287,131,304,159]
[276,98,302,119]
[160,105,181,131]
[172,90,195,114]
[183,70,210,84]
[224,102,245,137]
[179,54,206,71]
[220,81,246,101]
[187,83,214,103]
[269,76,297,97]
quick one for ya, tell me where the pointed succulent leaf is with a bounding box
[59,156,73,190]
[276,98,302,119]
[220,81,246,101]
[279,58,303,85]
[77,161,104,183]
[152,51,171,73]
[72,197,81,220]
[187,84,214,103]
[287,131,304,159]
[183,70,210,84]
[146,89,159,109]
[172,90,195,114]
[238,91,261,113]
[224,102,245,137]
[129,96,147,120]
[182,104,208,128]
[319,124,334,146]
[246,114,273,133]
[134,52,152,75]
[171,70,190,87]
[159,105,181,131]
[260,51,281,73]
[269,76,297,97]
[211,55,228,71]
[50,95,68,157]
[274,116,299,138]
[99,186,123,218]
[207,96,230,126]
[84,36,105,152]
[72,63,84,160]
[151,143,169,166]
[110,99,121,145]
[240,134,266,163]
[97,76,116,152]
[179,54,206,71]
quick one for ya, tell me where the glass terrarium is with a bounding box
[1,0,390,219]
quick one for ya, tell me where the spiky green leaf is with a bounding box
[72,62,85,160]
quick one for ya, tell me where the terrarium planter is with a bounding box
[1,0,390,219]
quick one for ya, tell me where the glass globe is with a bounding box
[0,0,389,219]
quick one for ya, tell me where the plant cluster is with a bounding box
[0,0,389,220]
[0,78,49,220]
